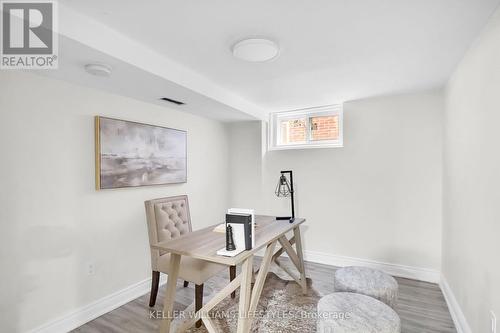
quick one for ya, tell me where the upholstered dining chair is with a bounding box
[145,195,236,328]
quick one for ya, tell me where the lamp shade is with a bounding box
[275,174,292,197]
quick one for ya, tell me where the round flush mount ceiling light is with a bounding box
[84,63,112,77]
[232,38,279,62]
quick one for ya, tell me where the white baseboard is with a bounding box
[439,275,472,333]
[30,275,167,333]
[302,250,441,283]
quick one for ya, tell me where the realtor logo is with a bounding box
[1,1,58,69]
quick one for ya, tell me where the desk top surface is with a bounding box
[152,215,305,266]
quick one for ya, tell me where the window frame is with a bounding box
[269,105,343,150]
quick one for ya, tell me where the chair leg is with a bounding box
[195,284,204,328]
[149,271,160,307]
[230,266,236,299]
[184,281,189,287]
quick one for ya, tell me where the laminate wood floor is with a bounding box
[72,258,456,333]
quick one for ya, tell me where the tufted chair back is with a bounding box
[145,195,192,269]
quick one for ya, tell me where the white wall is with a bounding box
[0,71,230,332]
[443,7,500,333]
[228,92,443,272]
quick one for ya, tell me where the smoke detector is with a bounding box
[84,63,112,77]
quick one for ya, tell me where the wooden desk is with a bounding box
[151,215,307,333]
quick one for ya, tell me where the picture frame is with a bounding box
[95,116,187,190]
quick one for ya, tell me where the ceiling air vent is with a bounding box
[160,97,185,105]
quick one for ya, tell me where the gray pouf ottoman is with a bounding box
[334,266,398,308]
[317,292,401,333]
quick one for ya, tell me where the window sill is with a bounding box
[268,143,344,151]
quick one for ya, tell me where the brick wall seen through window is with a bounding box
[270,105,343,149]
[310,115,339,141]
[280,118,306,144]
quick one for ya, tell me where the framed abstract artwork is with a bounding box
[95,116,187,190]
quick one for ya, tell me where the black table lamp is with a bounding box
[275,170,295,223]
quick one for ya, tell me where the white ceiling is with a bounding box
[57,0,499,118]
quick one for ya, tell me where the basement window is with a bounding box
[269,105,343,150]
